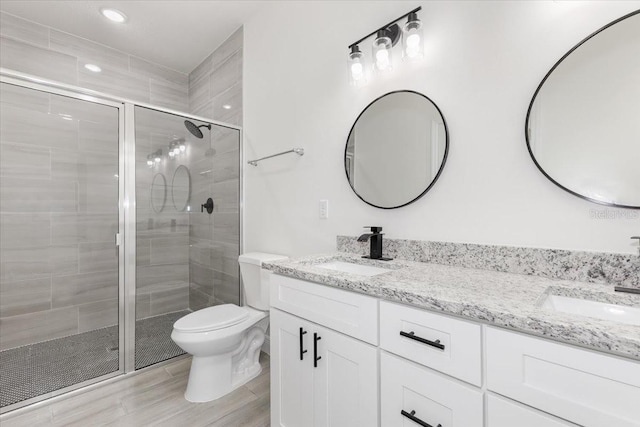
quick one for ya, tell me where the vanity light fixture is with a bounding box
[153,150,162,163]
[348,7,422,85]
[100,8,127,23]
[146,154,154,167]
[84,63,102,73]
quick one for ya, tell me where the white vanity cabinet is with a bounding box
[270,273,640,427]
[270,275,379,427]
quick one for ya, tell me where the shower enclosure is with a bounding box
[0,71,242,412]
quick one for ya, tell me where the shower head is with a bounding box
[184,120,211,139]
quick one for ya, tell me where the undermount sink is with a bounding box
[542,294,640,326]
[316,261,392,277]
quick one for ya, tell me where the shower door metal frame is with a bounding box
[0,73,127,414]
[0,68,244,410]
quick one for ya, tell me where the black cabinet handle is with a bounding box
[299,327,307,360]
[400,410,441,427]
[400,331,445,350]
[313,333,322,367]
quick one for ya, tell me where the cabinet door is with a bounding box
[312,322,379,427]
[271,309,315,427]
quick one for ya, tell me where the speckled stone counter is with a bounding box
[263,253,640,361]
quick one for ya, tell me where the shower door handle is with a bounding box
[299,327,307,360]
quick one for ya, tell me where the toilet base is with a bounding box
[183,325,266,403]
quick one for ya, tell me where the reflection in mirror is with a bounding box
[150,173,166,213]
[526,10,640,209]
[172,165,191,211]
[345,90,448,209]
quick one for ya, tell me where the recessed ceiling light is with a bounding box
[100,8,127,23]
[222,104,232,110]
[84,63,102,73]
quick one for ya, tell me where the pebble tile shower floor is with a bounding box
[0,310,189,408]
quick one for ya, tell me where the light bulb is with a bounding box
[372,30,393,72]
[173,148,180,155]
[179,143,186,152]
[154,156,161,163]
[146,159,153,166]
[402,12,424,61]
[169,151,175,158]
[406,33,420,47]
[351,62,363,79]
[375,49,390,69]
[348,45,366,86]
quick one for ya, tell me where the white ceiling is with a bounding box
[0,0,267,74]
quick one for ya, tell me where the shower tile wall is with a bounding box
[0,83,119,351]
[187,28,242,310]
[0,12,189,111]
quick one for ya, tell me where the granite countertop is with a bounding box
[263,252,640,361]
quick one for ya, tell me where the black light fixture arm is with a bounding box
[348,6,421,49]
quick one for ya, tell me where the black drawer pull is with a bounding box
[299,327,308,360]
[400,410,441,427]
[313,333,322,367]
[400,331,445,350]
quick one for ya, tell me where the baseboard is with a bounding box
[261,335,270,355]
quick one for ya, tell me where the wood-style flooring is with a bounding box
[0,353,270,427]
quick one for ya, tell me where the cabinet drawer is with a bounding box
[487,395,578,427]
[486,327,640,427]
[380,301,482,386]
[380,351,483,427]
[270,274,378,345]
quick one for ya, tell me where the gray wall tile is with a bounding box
[0,81,49,112]
[78,299,118,332]
[0,213,50,249]
[51,213,117,244]
[212,28,243,70]
[49,29,129,70]
[0,307,78,351]
[0,36,78,85]
[209,51,241,99]
[0,12,49,48]
[0,277,51,318]
[129,56,188,86]
[150,286,189,316]
[136,293,151,320]
[150,78,189,112]
[52,270,118,308]
[150,235,189,265]
[78,242,118,274]
[0,104,78,150]
[0,142,51,179]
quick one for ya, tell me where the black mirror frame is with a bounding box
[525,9,640,210]
[344,90,450,210]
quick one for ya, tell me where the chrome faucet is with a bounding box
[358,226,392,261]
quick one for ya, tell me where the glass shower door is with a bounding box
[134,106,241,369]
[0,82,123,411]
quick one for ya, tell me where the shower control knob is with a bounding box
[201,198,214,214]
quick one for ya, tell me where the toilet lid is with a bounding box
[173,304,250,333]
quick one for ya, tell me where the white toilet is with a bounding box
[171,252,287,402]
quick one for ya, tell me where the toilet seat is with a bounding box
[173,304,250,333]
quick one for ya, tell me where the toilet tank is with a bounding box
[238,252,288,310]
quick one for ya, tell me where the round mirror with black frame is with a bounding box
[344,90,449,209]
[525,10,640,209]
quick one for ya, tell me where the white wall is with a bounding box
[243,1,640,257]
